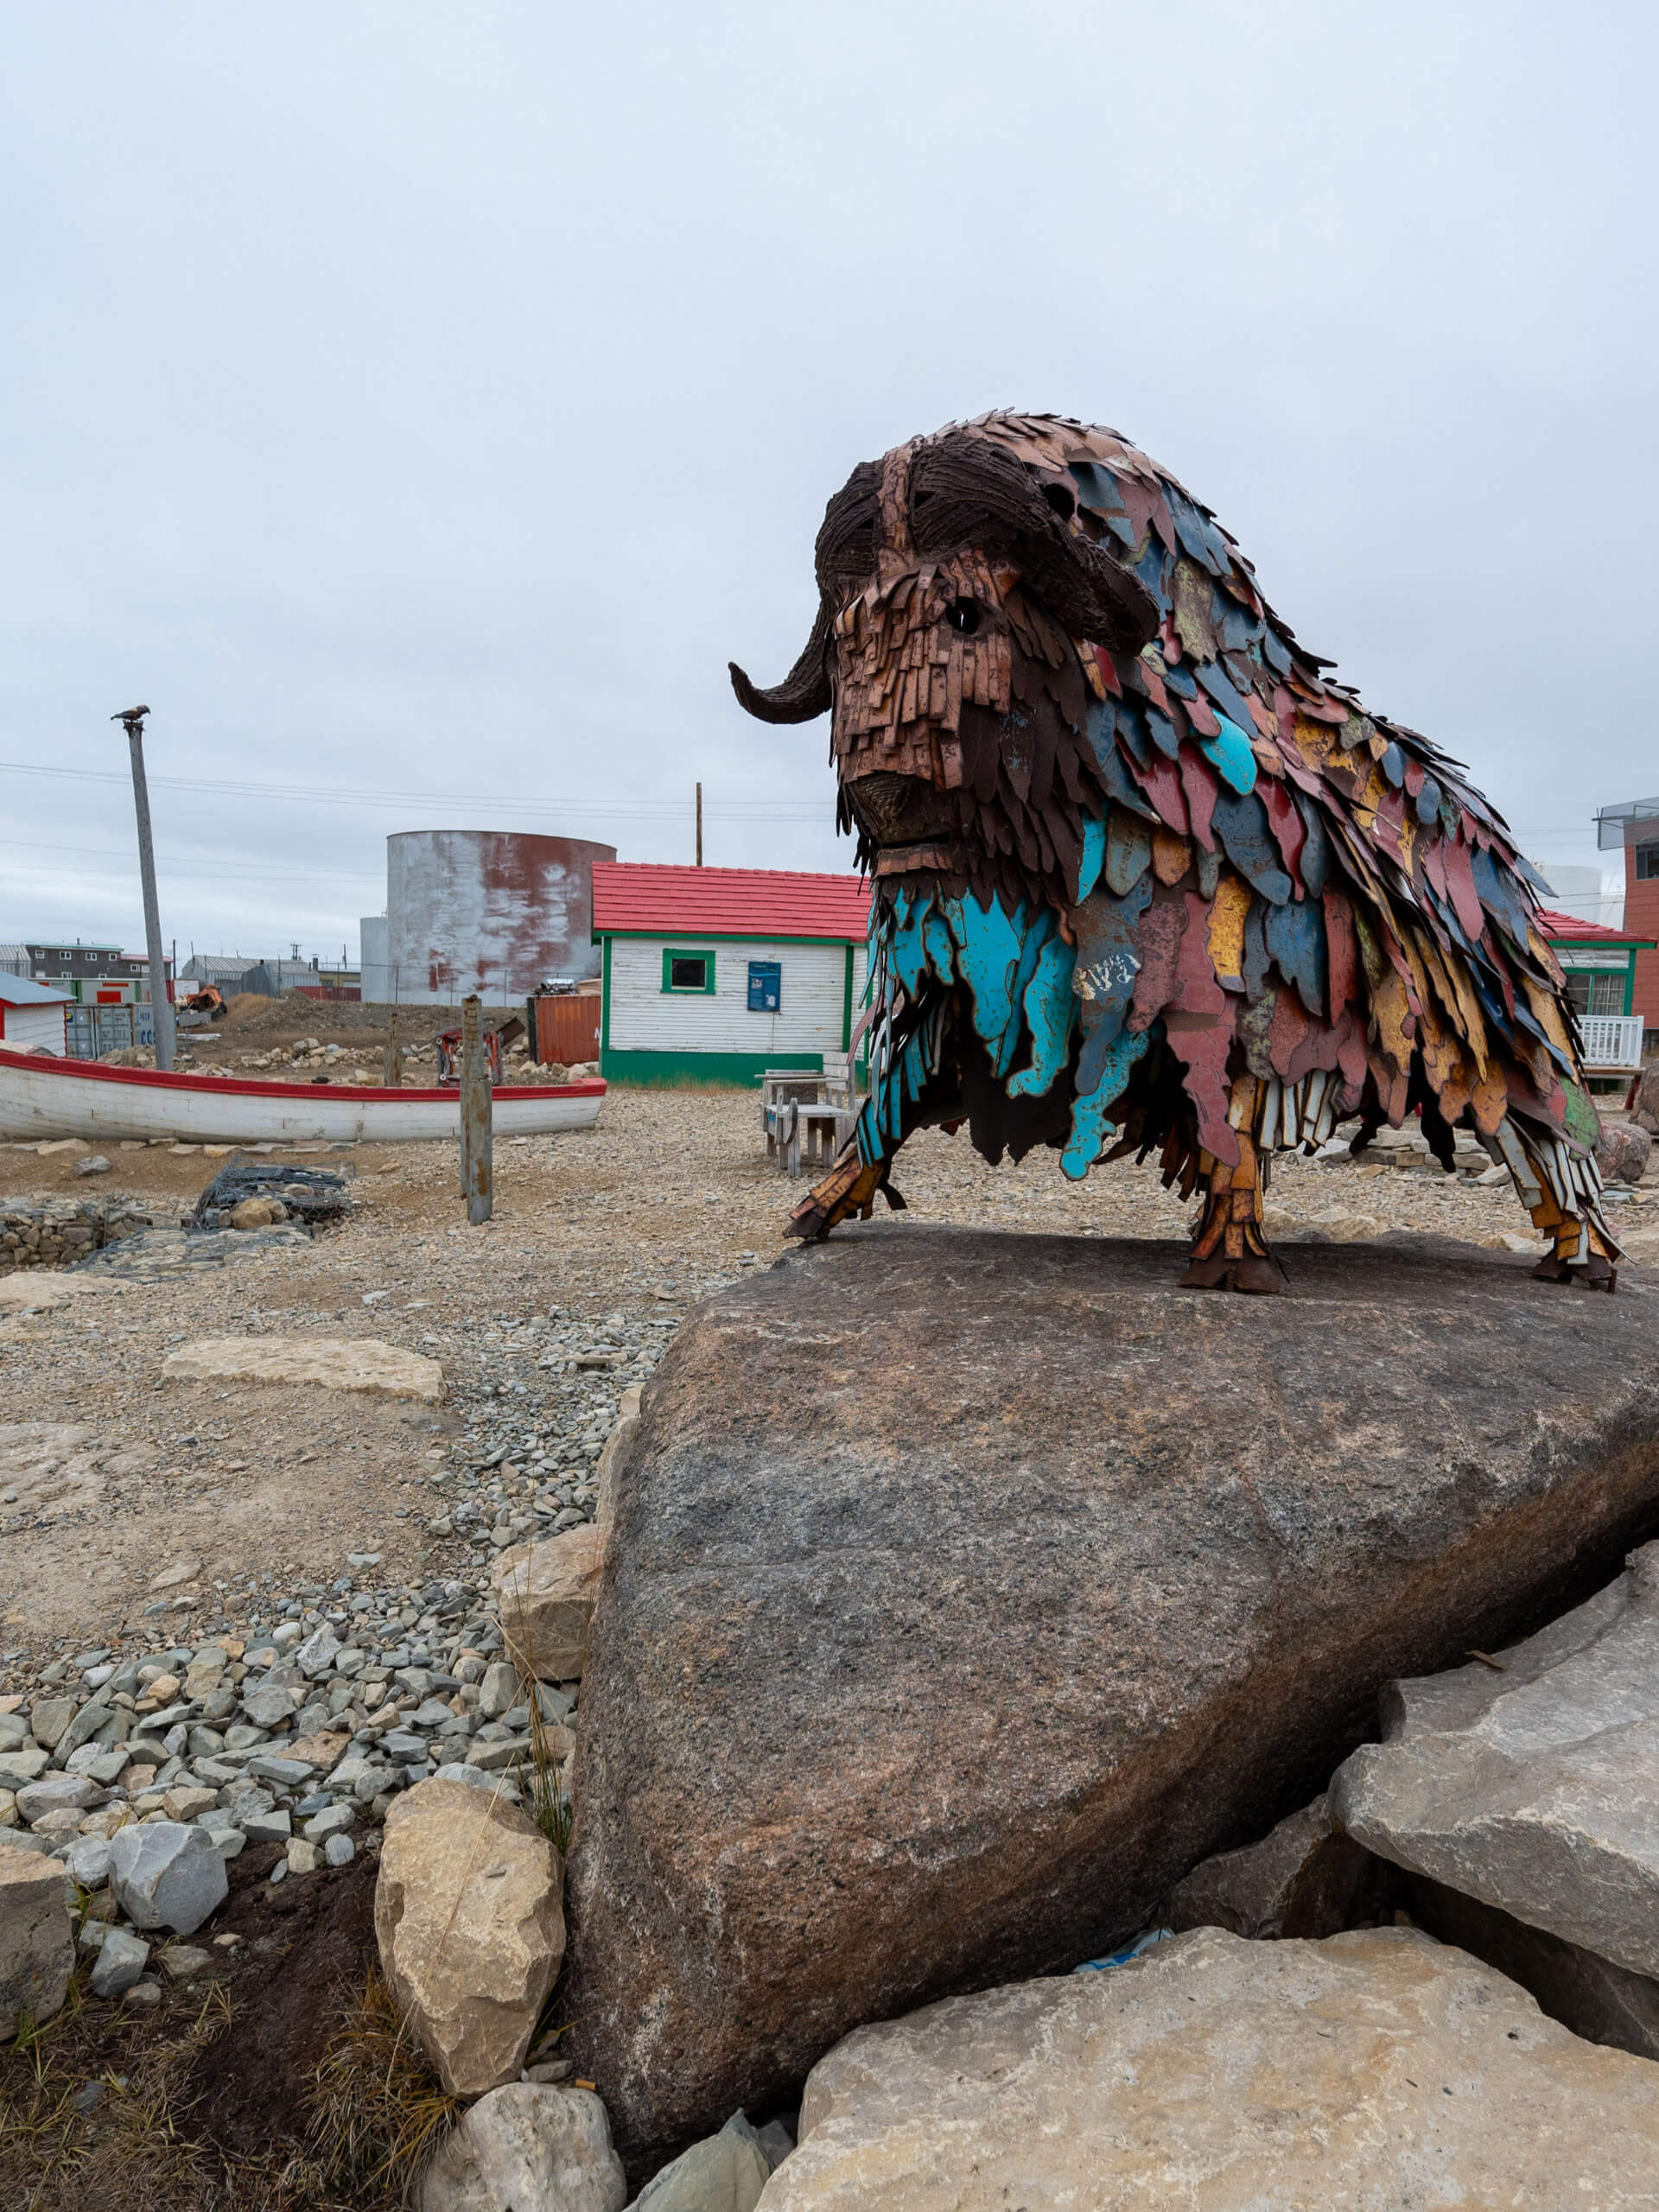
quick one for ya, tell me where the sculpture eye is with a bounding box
[945,600,980,636]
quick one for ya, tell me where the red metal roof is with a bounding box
[591,863,869,941]
[1537,906,1656,946]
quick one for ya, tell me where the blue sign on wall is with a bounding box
[747,959,781,1013]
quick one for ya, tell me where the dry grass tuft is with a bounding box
[303,1966,464,2207]
[2,1960,460,2212]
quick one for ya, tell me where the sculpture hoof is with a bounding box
[1531,1250,1618,1294]
[1179,1254,1282,1295]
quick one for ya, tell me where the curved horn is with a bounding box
[728,593,835,724]
[731,461,880,724]
[910,433,1159,655]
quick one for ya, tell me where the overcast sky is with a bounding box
[3,0,1653,962]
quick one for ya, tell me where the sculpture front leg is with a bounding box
[1179,1077,1280,1294]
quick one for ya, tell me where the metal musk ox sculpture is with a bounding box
[731,412,1618,1292]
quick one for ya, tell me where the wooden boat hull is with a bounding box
[0,1048,606,1146]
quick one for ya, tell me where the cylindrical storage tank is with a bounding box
[385,831,616,1005]
[359,915,390,1004]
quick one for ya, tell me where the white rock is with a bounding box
[762,1927,1659,2209]
[0,1849,73,2037]
[418,2083,625,2212]
[294,1623,341,1678]
[109,1820,228,1936]
[375,1777,563,2095]
[60,1834,114,1890]
[476,1660,519,1719]
[88,1924,149,1999]
[632,2111,770,2212]
[16,1775,99,1826]
[162,1336,444,1402]
[303,1802,354,1842]
[325,1833,355,1866]
[433,1763,521,1799]
[1332,1538,1659,1980]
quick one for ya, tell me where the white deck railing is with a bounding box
[1579,1014,1645,1071]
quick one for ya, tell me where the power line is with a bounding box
[0,758,831,821]
[0,836,382,884]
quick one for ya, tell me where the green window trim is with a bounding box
[661,947,717,995]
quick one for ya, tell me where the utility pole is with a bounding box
[112,706,175,1071]
[696,781,703,868]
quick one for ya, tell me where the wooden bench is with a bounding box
[762,1063,860,1179]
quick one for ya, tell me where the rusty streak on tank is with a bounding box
[385,830,616,1005]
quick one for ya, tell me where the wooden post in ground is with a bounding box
[385,1005,403,1088]
[460,994,493,1224]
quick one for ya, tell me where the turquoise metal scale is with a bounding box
[854,842,1158,1187]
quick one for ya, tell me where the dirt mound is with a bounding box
[179,1844,380,2159]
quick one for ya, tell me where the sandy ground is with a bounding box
[3,1085,1652,1671]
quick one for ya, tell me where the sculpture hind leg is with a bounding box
[1180,1077,1280,1295]
[1488,1114,1619,1293]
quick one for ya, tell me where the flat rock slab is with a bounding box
[1332,1536,1659,1980]
[563,1227,1659,2171]
[759,1927,1659,2210]
[0,1274,124,1312]
[162,1335,443,1401]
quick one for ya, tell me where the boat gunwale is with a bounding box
[0,1046,605,1106]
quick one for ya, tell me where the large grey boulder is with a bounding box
[563,1225,1659,2171]
[109,1820,228,1936]
[1595,1116,1652,1185]
[1167,1791,1395,1939]
[756,1926,1659,2210]
[0,1849,73,2037]
[418,2083,626,2212]
[1408,1872,1659,2062]
[1332,1537,1659,1980]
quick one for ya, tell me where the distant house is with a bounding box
[0,974,70,1055]
[181,953,259,990]
[590,864,869,1085]
[1537,906,1656,1085]
[4,940,172,1007]
[1593,798,1659,1047]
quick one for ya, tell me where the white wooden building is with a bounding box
[0,974,70,1055]
[591,863,868,1086]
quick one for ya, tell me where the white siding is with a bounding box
[607,937,852,1056]
[0,1005,66,1053]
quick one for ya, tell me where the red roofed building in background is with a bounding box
[1536,904,1654,1090]
[590,864,870,1086]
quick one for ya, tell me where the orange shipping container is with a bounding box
[534,994,601,1065]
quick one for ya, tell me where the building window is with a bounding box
[1636,842,1659,880]
[662,949,715,995]
[1565,971,1627,1018]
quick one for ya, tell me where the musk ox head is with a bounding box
[730,417,1160,914]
